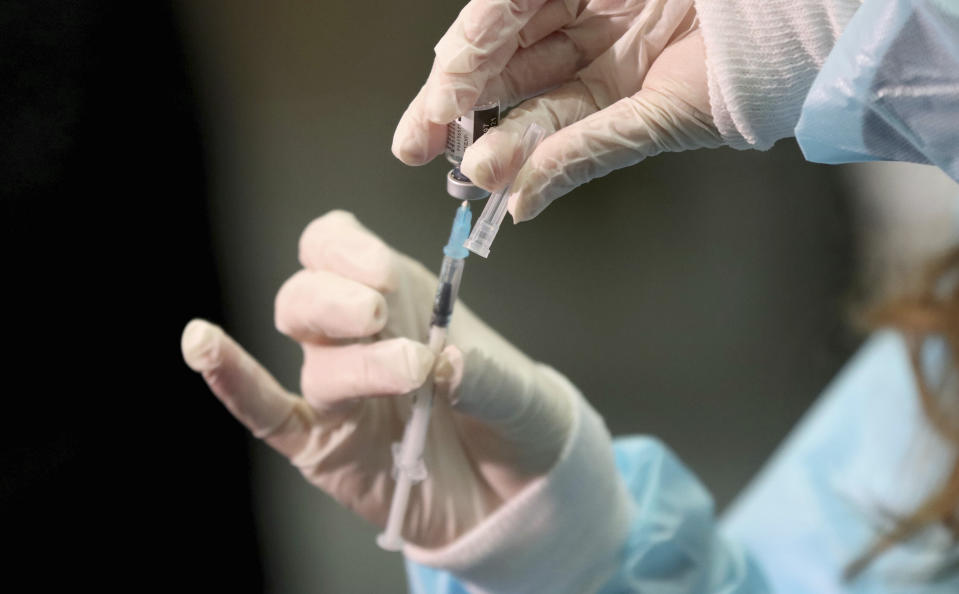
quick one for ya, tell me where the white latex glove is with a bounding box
[392,0,721,222]
[180,211,575,549]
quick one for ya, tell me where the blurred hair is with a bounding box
[845,247,959,580]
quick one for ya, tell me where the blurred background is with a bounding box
[3,0,956,591]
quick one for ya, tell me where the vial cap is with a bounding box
[446,169,490,200]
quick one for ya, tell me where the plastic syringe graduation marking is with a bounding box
[377,201,471,552]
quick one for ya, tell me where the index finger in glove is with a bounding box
[427,0,552,116]
[275,269,388,343]
[435,0,559,73]
[298,210,398,293]
[181,319,313,458]
[459,79,599,192]
[393,0,584,166]
[300,338,435,413]
[393,31,584,167]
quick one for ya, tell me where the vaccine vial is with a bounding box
[445,100,499,200]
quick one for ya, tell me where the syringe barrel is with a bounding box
[377,206,469,553]
[375,325,448,552]
[430,257,465,327]
[378,473,412,551]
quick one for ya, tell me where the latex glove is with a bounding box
[392,0,721,222]
[180,211,574,549]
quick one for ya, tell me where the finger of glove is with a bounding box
[517,0,578,47]
[392,79,457,166]
[574,0,697,109]
[392,0,592,167]
[509,86,720,222]
[436,345,572,481]
[181,319,307,452]
[456,0,677,192]
[424,0,570,125]
[433,0,550,75]
[478,30,586,111]
[298,210,398,293]
[393,0,661,166]
[433,344,466,403]
[478,0,663,114]
[425,41,516,125]
[460,79,599,192]
[300,338,435,412]
[275,269,388,343]
[487,0,684,106]
[394,32,581,167]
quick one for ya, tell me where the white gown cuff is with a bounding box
[403,366,632,594]
[694,0,862,150]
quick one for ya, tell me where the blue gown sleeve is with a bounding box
[795,0,959,182]
[406,437,770,593]
[596,438,770,593]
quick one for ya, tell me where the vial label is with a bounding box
[445,103,499,165]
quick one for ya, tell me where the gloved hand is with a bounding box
[392,0,721,222]
[180,210,574,549]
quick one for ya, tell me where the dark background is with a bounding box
[1,1,261,589]
[2,1,868,591]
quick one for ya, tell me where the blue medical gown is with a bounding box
[795,0,959,181]
[407,0,959,589]
[407,333,958,592]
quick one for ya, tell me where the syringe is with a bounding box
[377,200,472,551]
